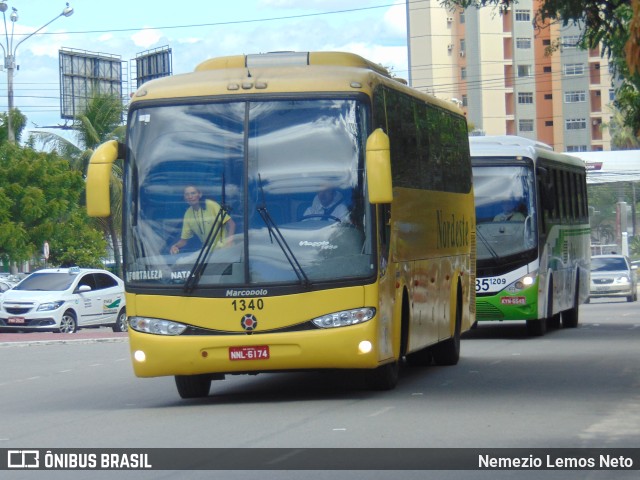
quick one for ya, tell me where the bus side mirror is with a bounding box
[366,128,393,204]
[86,140,122,217]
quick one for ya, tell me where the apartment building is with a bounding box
[406,0,613,151]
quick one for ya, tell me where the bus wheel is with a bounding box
[562,307,579,328]
[405,347,432,367]
[365,361,399,391]
[432,287,462,366]
[432,329,460,366]
[175,374,212,399]
[526,318,547,336]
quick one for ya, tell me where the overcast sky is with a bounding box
[0,0,407,141]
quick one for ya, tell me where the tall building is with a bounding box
[406,0,613,151]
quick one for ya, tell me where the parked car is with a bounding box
[0,267,127,333]
[0,279,14,297]
[588,254,638,302]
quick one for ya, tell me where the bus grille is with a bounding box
[475,300,505,320]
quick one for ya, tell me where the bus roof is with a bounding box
[469,135,586,169]
[130,51,461,115]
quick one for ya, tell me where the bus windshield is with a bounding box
[123,98,373,289]
[472,164,537,261]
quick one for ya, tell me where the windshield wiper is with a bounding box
[257,174,310,288]
[476,225,499,260]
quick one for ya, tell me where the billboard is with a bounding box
[59,48,123,119]
[134,46,172,89]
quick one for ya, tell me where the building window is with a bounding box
[460,11,465,24]
[544,94,553,100]
[545,121,554,127]
[518,92,534,104]
[461,67,467,79]
[543,66,552,73]
[462,94,468,107]
[564,63,585,76]
[567,145,588,152]
[564,91,586,103]
[566,118,587,130]
[519,119,534,132]
[609,89,615,101]
[460,39,466,52]
[517,65,532,77]
[516,38,532,49]
[561,36,580,48]
[542,39,551,46]
[515,10,530,21]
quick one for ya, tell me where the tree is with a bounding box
[0,143,107,269]
[0,109,27,144]
[442,0,640,136]
[30,93,126,276]
[606,107,640,148]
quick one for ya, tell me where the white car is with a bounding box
[0,267,127,333]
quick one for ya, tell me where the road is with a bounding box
[1,298,639,479]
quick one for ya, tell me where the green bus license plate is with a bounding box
[229,345,270,361]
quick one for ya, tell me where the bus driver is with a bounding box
[170,185,236,254]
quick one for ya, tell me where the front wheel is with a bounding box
[175,375,212,399]
[58,311,78,334]
[365,361,399,391]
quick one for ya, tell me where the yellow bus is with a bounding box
[86,51,475,398]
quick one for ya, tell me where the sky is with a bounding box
[0,0,408,141]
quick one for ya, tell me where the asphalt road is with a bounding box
[1,298,638,480]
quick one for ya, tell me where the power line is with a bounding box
[13,2,406,37]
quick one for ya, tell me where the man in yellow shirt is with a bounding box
[170,185,235,254]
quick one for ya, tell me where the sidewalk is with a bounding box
[0,329,128,346]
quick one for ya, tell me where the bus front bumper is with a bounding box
[128,322,383,378]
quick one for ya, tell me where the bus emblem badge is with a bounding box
[241,314,258,332]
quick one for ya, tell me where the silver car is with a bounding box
[589,254,638,302]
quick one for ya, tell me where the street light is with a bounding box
[0,2,73,144]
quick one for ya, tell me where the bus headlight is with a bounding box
[129,316,187,335]
[312,307,376,329]
[506,272,537,293]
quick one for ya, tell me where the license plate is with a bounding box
[596,286,608,291]
[7,317,25,324]
[229,345,270,361]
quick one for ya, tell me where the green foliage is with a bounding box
[47,210,107,268]
[28,92,126,276]
[0,143,107,267]
[0,109,27,143]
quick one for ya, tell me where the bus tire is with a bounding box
[562,307,579,328]
[405,347,432,367]
[432,285,462,366]
[175,374,212,399]
[562,284,580,328]
[526,317,548,336]
[365,361,399,391]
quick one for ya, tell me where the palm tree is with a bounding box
[30,93,126,277]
